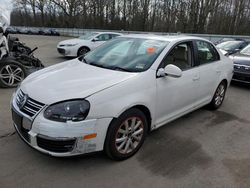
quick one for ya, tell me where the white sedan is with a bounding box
[57,32,122,57]
[11,35,233,160]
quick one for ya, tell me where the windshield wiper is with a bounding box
[88,62,107,69]
[111,66,132,72]
[85,61,132,72]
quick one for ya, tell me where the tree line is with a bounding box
[11,0,250,35]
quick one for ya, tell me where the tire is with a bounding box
[0,60,26,88]
[208,81,227,110]
[105,108,148,160]
[77,47,90,57]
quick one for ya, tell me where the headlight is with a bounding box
[65,43,78,47]
[44,100,90,122]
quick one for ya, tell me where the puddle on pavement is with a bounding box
[137,131,212,178]
[206,111,250,127]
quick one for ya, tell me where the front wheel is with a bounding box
[0,60,26,88]
[208,81,227,110]
[77,47,90,57]
[105,108,148,160]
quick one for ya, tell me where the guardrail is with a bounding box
[13,26,250,43]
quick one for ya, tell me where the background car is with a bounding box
[16,27,30,35]
[57,32,122,57]
[216,40,249,55]
[46,28,60,36]
[28,28,40,35]
[229,44,250,83]
[214,38,244,45]
[6,26,17,34]
[0,29,44,88]
[12,35,233,160]
[39,28,60,36]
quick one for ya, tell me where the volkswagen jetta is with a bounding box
[11,35,233,160]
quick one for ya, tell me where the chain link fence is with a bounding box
[14,26,250,43]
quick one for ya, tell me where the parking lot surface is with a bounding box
[1,35,250,188]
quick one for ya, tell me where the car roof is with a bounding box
[97,32,122,35]
[119,34,210,43]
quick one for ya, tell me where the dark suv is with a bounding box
[230,44,250,84]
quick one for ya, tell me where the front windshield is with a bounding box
[217,41,243,51]
[79,32,99,40]
[240,45,250,55]
[82,37,169,72]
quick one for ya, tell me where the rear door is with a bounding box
[194,40,221,105]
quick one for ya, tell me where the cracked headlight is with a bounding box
[44,100,90,122]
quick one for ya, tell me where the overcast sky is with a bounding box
[0,0,12,25]
[0,0,12,21]
[0,0,12,10]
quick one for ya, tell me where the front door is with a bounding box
[155,41,200,127]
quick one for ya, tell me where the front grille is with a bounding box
[16,90,45,117]
[37,135,76,153]
[234,64,250,74]
[12,109,30,142]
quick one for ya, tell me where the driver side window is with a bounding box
[160,42,193,71]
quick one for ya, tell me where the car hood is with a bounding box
[21,59,137,104]
[219,49,228,55]
[230,53,250,66]
[59,38,86,45]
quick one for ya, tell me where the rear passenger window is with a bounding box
[97,34,111,41]
[110,34,120,39]
[196,41,220,65]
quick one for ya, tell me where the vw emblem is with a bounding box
[19,94,28,110]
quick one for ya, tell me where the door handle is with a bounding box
[216,69,222,74]
[193,75,200,81]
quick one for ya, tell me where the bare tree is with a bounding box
[10,0,250,35]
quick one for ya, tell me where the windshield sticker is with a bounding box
[147,47,156,54]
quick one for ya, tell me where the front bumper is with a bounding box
[57,47,66,55]
[233,71,250,84]
[57,46,77,57]
[11,95,112,157]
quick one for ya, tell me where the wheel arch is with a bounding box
[221,79,228,87]
[112,104,152,133]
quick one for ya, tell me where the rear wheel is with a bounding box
[208,81,227,110]
[77,47,90,57]
[0,60,26,88]
[105,108,148,160]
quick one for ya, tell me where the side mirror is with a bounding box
[92,38,99,42]
[157,64,182,78]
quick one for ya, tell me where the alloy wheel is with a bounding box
[0,64,24,87]
[214,84,226,106]
[78,48,89,56]
[115,117,144,154]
